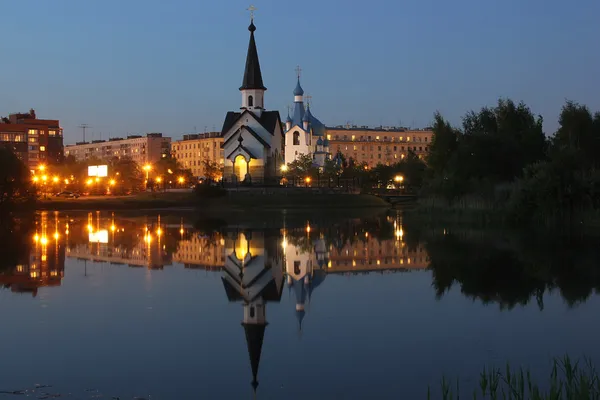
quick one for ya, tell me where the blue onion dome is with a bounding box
[293,78,304,96]
[317,137,323,146]
[286,113,292,123]
[248,20,256,32]
[302,109,310,122]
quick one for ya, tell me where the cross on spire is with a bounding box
[295,65,302,79]
[305,94,312,107]
[247,5,257,20]
[286,105,292,115]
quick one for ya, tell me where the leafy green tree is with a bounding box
[427,112,459,176]
[287,153,318,179]
[202,160,222,181]
[0,147,36,207]
[110,157,144,194]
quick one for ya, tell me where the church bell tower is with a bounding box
[240,7,266,117]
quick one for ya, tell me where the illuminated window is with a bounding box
[28,129,38,136]
[40,146,46,152]
[29,137,38,143]
[49,130,56,136]
[376,136,380,140]
[351,135,355,141]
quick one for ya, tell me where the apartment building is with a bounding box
[0,109,63,170]
[64,133,170,166]
[171,132,224,178]
[326,125,433,167]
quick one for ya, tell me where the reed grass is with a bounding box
[428,356,600,400]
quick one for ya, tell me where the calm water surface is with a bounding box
[1,210,600,399]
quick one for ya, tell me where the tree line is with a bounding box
[424,99,600,224]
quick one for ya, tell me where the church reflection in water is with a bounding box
[0,210,428,394]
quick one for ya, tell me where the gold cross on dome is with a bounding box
[295,65,302,79]
[305,94,312,106]
[247,5,257,20]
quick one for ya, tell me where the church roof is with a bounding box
[242,322,267,393]
[221,110,281,137]
[306,106,327,137]
[221,276,284,303]
[223,125,271,150]
[293,78,304,96]
[240,21,266,91]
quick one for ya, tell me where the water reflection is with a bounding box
[1,211,600,397]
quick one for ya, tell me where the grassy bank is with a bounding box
[429,356,600,399]
[36,191,390,211]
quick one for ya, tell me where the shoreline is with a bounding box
[34,193,393,212]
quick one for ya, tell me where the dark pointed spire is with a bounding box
[240,19,266,91]
[242,322,267,394]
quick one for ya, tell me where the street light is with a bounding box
[280,164,288,173]
[178,176,185,185]
[394,175,404,183]
[38,165,45,172]
[143,164,152,179]
[52,176,59,183]
[109,179,116,186]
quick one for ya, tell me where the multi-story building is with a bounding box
[0,109,63,170]
[171,132,224,178]
[325,125,433,167]
[64,133,170,166]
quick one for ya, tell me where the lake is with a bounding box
[1,209,600,399]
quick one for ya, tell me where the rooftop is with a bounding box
[326,125,433,132]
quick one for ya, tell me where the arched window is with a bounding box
[248,95,254,107]
[293,131,300,145]
[294,261,301,275]
[250,306,255,318]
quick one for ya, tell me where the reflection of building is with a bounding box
[0,212,65,296]
[65,214,172,269]
[221,230,284,395]
[173,234,225,270]
[0,108,64,170]
[327,236,429,273]
[64,133,170,166]
[171,132,224,178]
[283,233,328,330]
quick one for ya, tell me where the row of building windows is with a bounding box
[327,134,429,142]
[173,142,219,151]
[0,133,26,142]
[26,129,60,136]
[336,145,429,152]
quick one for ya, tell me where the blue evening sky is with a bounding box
[1,0,598,144]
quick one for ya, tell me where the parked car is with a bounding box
[55,191,80,198]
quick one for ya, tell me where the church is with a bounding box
[221,15,284,183]
[283,74,331,168]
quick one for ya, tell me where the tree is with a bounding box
[0,147,36,208]
[287,154,318,179]
[110,157,144,194]
[427,112,458,177]
[203,160,222,182]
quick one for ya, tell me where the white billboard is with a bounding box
[89,230,108,244]
[88,165,108,177]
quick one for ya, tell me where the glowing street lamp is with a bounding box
[156,177,162,183]
[52,176,59,183]
[86,179,93,186]
[109,179,116,186]
[41,175,48,183]
[280,164,288,173]
[177,176,185,185]
[38,165,46,172]
[143,164,152,179]
[394,175,404,183]
[32,176,39,183]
